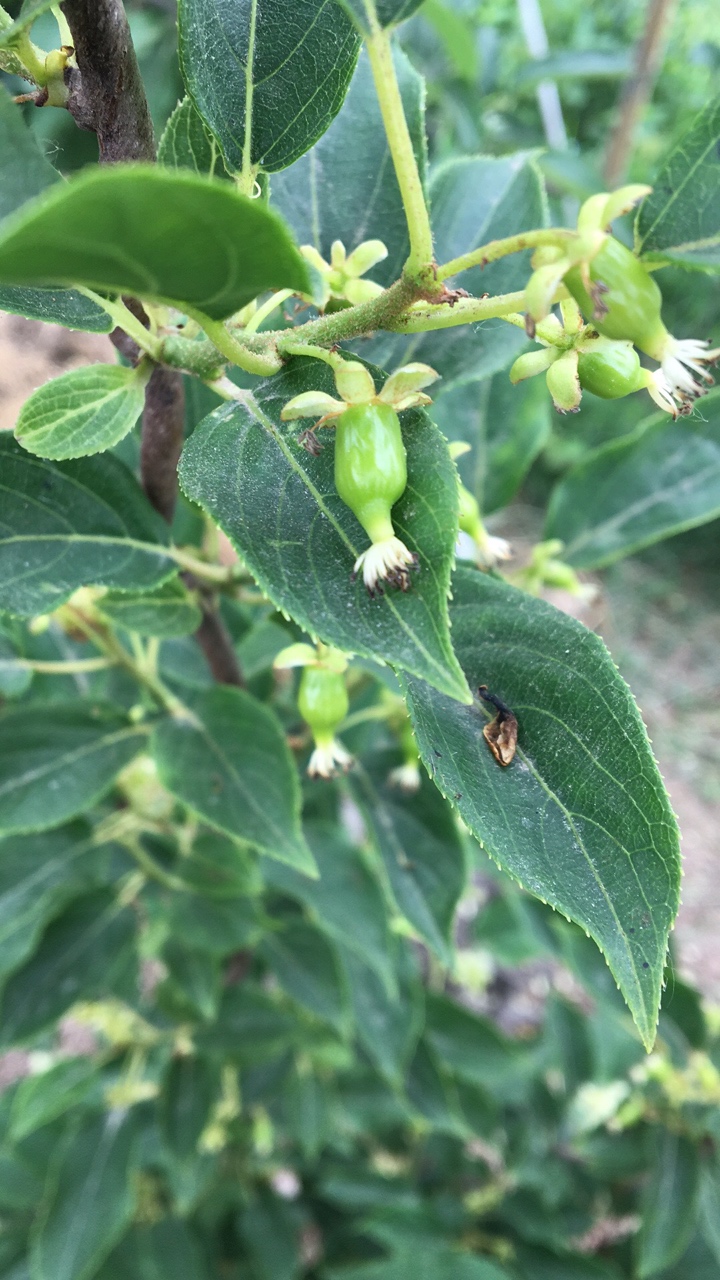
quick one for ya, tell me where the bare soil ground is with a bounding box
[1,312,718,1002]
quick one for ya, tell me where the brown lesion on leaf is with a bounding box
[478,685,518,766]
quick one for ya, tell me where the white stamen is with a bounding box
[388,762,421,793]
[307,739,352,779]
[660,337,720,404]
[353,537,418,594]
[476,535,513,570]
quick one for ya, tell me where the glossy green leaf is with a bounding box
[364,153,548,386]
[431,371,551,516]
[1,890,137,1044]
[336,0,425,31]
[0,821,113,979]
[179,0,360,174]
[261,919,349,1030]
[351,758,465,963]
[15,364,146,461]
[636,92,720,270]
[271,48,426,293]
[545,390,720,568]
[0,87,109,332]
[0,437,175,616]
[178,360,469,703]
[404,569,680,1049]
[0,166,309,321]
[99,580,202,638]
[31,1109,141,1280]
[161,1055,219,1159]
[9,1058,101,1142]
[151,686,314,874]
[262,823,393,987]
[0,703,145,836]
[158,96,228,178]
[636,1131,700,1277]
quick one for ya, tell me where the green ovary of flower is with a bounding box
[576,336,644,399]
[334,403,406,545]
[565,237,666,356]
[298,666,351,779]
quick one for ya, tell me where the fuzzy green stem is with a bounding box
[436,229,575,282]
[77,289,162,358]
[239,0,259,197]
[122,834,191,893]
[364,22,434,280]
[169,547,243,585]
[64,607,190,720]
[10,656,113,674]
[388,290,527,333]
[194,313,283,376]
[281,341,346,370]
[244,289,294,334]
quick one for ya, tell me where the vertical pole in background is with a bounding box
[515,0,577,224]
[603,0,677,188]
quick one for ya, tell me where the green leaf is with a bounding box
[0,633,31,698]
[423,992,518,1090]
[545,390,720,568]
[0,166,309,321]
[31,1109,141,1280]
[0,437,175,616]
[165,891,260,955]
[636,1131,700,1277]
[178,360,470,703]
[336,0,425,32]
[1,890,137,1045]
[364,153,548,386]
[0,703,145,836]
[9,1058,101,1142]
[404,569,681,1049]
[328,1242,509,1280]
[161,1055,219,1159]
[98,1222,211,1280]
[431,371,551,516]
[340,941,424,1084]
[158,96,229,178]
[150,686,315,874]
[15,364,147,461]
[178,0,360,174]
[699,1159,720,1265]
[351,758,465,963]
[0,87,109,332]
[0,821,113,979]
[99,580,202,638]
[261,919,349,1031]
[636,92,720,270]
[271,48,426,294]
[0,0,55,45]
[176,831,262,898]
[196,983,301,1062]
[262,822,393,988]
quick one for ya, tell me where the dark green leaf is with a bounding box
[176,831,262,898]
[0,703,145,836]
[699,1159,720,1265]
[284,1066,329,1158]
[197,983,300,1062]
[240,1192,301,1280]
[262,822,393,988]
[31,1110,141,1280]
[516,49,631,85]
[432,371,551,516]
[99,580,202,638]
[545,390,720,568]
[178,0,360,174]
[271,48,425,292]
[0,821,113,978]
[0,437,175,616]
[404,569,680,1049]
[9,1058,101,1141]
[328,1242,509,1279]
[161,1055,219,1159]
[364,153,548,385]
[158,96,228,178]
[340,941,424,1084]
[98,1222,211,1280]
[1,890,137,1045]
[336,0,425,31]
[151,686,314,874]
[352,758,465,963]
[159,940,221,1022]
[424,991,518,1089]
[15,364,146,461]
[0,166,309,321]
[405,1037,465,1133]
[166,891,260,955]
[0,634,31,698]
[636,92,720,270]
[636,1131,700,1277]
[0,285,112,332]
[178,360,470,703]
[261,919,349,1030]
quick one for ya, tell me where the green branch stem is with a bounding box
[79,289,162,359]
[388,290,527,333]
[7,656,113,674]
[192,313,282,376]
[436,228,575,281]
[364,22,434,280]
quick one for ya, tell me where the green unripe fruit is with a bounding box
[334,403,407,544]
[298,666,349,741]
[457,481,482,541]
[565,237,666,357]
[577,337,645,399]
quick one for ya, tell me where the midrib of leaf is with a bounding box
[0,834,97,929]
[0,725,142,802]
[25,383,135,434]
[244,397,462,693]
[242,0,259,185]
